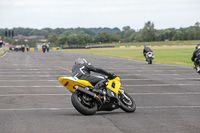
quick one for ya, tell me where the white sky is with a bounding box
[0,0,200,30]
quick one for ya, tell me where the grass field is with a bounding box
[92,40,200,47]
[0,48,4,56]
[61,45,195,67]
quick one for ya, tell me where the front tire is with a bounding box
[118,91,136,112]
[71,91,97,115]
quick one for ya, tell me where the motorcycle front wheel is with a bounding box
[71,91,97,115]
[118,91,136,112]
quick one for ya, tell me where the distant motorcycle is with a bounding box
[42,46,46,53]
[146,52,154,64]
[22,47,25,52]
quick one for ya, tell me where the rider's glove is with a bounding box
[108,73,117,79]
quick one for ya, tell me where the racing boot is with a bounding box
[92,80,105,95]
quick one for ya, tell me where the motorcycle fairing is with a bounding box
[58,77,94,93]
[106,77,121,95]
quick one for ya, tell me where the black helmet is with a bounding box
[196,44,200,49]
[75,57,87,64]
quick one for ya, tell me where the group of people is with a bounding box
[42,43,50,52]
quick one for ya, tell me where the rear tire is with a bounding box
[71,91,97,115]
[150,58,152,64]
[118,92,136,112]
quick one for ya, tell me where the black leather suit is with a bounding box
[143,46,152,57]
[72,63,112,86]
[191,48,200,66]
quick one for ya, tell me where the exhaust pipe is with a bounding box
[74,86,97,98]
[74,86,102,103]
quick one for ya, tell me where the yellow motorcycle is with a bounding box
[58,76,136,115]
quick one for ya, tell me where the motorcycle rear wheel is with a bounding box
[71,91,97,115]
[118,92,136,112]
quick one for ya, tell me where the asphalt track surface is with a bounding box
[0,51,200,133]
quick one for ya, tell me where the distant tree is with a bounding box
[48,34,58,46]
[94,32,111,43]
[172,31,184,40]
[123,26,131,31]
[58,34,68,46]
[136,21,156,42]
[68,34,79,46]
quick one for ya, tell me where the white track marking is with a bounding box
[0,92,200,97]
[122,84,200,87]
[0,86,63,88]
[128,92,200,95]
[0,80,57,82]
[0,108,74,111]
[0,106,200,111]
[0,94,71,96]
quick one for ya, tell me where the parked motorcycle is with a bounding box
[58,76,136,115]
[146,52,154,64]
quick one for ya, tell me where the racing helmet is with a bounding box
[196,44,200,49]
[75,57,88,64]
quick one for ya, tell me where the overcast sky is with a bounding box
[0,0,200,30]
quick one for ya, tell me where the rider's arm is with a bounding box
[87,64,112,77]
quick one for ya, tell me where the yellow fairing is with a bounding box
[106,77,121,95]
[58,77,94,93]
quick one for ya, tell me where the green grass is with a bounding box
[92,40,200,47]
[61,47,194,67]
[0,48,4,56]
[0,48,9,56]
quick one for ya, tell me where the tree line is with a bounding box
[1,21,200,47]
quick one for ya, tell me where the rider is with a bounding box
[191,44,200,72]
[72,57,115,93]
[143,45,153,60]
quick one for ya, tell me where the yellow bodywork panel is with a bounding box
[58,77,93,93]
[106,77,121,95]
[59,76,123,95]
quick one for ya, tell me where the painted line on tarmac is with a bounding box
[122,84,200,87]
[0,108,74,111]
[0,69,61,71]
[1,83,199,88]
[0,86,63,88]
[56,66,72,72]
[0,72,59,73]
[122,74,180,76]
[129,92,200,95]
[0,80,57,82]
[1,92,200,97]
[175,78,200,80]
[1,106,200,111]
[0,94,71,96]
[0,75,67,77]
[137,106,200,109]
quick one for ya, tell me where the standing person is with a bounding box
[46,43,50,52]
[71,57,115,93]
[21,45,25,52]
[191,44,200,73]
[143,45,153,60]
[26,45,30,52]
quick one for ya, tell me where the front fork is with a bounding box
[118,89,130,101]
